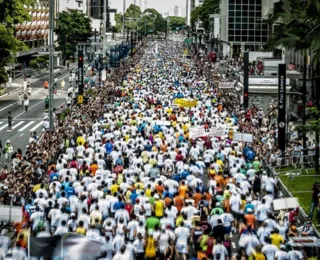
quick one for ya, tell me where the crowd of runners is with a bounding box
[0,40,318,260]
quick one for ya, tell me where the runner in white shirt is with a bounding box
[174,222,190,259]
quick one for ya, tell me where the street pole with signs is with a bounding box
[278,64,286,154]
[77,48,84,104]
[243,52,249,109]
[49,0,55,130]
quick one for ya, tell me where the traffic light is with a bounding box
[78,49,84,96]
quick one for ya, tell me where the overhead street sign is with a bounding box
[184,38,193,44]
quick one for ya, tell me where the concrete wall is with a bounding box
[249,52,273,62]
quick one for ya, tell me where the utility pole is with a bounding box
[123,0,126,39]
[103,0,108,56]
[49,0,55,131]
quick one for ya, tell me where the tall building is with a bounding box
[15,0,49,50]
[186,0,204,25]
[213,0,273,56]
[174,6,179,16]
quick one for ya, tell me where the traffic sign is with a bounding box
[78,95,83,104]
[184,38,193,44]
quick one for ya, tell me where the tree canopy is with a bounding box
[190,0,219,31]
[0,0,36,84]
[167,16,186,31]
[265,0,320,58]
[115,5,167,34]
[55,10,92,60]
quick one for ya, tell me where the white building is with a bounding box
[186,0,204,26]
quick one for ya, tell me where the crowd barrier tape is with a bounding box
[174,98,197,108]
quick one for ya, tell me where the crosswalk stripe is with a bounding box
[18,121,35,132]
[11,121,25,130]
[0,124,8,131]
[30,121,43,132]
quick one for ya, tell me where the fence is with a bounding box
[263,159,320,237]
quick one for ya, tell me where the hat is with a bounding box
[6,140,10,143]
[247,208,253,213]
[154,194,159,199]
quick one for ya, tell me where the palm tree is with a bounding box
[265,0,320,172]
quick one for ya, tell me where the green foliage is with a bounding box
[167,16,186,31]
[265,0,320,59]
[115,5,166,34]
[295,108,320,135]
[114,13,123,32]
[190,0,219,31]
[55,10,92,59]
[29,55,49,69]
[0,0,35,29]
[124,4,142,30]
[0,0,35,84]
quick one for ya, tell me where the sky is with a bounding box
[109,0,187,16]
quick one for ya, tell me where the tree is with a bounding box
[0,0,36,84]
[190,0,219,31]
[142,8,166,34]
[167,16,186,31]
[114,13,123,33]
[266,0,320,173]
[295,107,320,174]
[115,5,167,35]
[55,10,92,63]
[124,4,142,30]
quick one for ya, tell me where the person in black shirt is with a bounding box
[8,111,13,130]
[105,154,113,171]
[212,218,226,241]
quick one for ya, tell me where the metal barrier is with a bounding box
[268,155,317,170]
[263,159,320,237]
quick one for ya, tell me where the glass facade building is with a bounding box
[227,0,269,44]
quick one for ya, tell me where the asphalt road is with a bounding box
[0,69,74,163]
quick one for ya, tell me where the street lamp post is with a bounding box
[49,0,55,131]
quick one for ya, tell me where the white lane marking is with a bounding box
[30,121,43,131]
[0,124,8,131]
[18,121,35,132]
[14,99,44,119]
[0,102,17,112]
[11,121,25,130]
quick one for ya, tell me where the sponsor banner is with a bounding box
[210,126,226,137]
[189,126,206,139]
[30,233,106,260]
[233,132,253,142]
[218,82,235,88]
[273,198,299,211]
[189,126,226,139]
[174,98,197,108]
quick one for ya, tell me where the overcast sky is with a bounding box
[110,0,187,16]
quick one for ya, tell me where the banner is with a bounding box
[273,198,298,211]
[210,126,226,137]
[233,133,253,142]
[30,233,106,260]
[30,236,61,258]
[174,98,197,108]
[189,126,206,139]
[218,82,235,89]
